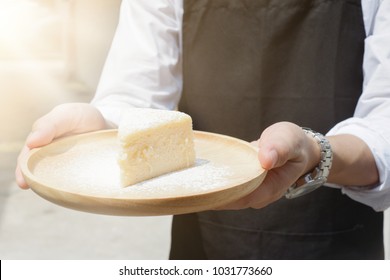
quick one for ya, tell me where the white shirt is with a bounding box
[92,0,390,211]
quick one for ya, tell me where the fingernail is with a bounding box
[268,149,278,167]
[26,131,40,147]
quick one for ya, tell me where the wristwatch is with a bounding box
[285,128,333,199]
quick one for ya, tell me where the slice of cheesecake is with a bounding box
[117,108,196,187]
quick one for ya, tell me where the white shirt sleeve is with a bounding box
[91,0,390,211]
[91,0,183,127]
[327,0,390,211]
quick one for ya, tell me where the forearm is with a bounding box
[91,0,182,127]
[327,134,379,187]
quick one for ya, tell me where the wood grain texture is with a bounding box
[21,130,266,216]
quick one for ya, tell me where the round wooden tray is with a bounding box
[21,130,266,216]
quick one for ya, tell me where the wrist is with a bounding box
[303,128,323,175]
[286,128,333,199]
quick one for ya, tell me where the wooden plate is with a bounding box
[21,130,266,216]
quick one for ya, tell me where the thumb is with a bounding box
[256,122,304,170]
[25,103,98,149]
[258,148,279,170]
[16,103,106,189]
[25,108,69,149]
[26,122,57,149]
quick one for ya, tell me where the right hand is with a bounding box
[15,103,108,189]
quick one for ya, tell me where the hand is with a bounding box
[219,122,321,210]
[15,103,107,189]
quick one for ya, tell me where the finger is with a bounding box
[16,103,106,189]
[26,106,75,149]
[214,181,280,210]
[258,147,278,170]
[26,122,57,149]
[257,123,303,170]
[15,145,31,189]
[17,104,76,189]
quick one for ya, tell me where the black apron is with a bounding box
[171,0,384,259]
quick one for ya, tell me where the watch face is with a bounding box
[295,181,322,196]
[285,129,332,199]
[286,178,326,199]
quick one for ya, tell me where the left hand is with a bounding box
[218,122,321,210]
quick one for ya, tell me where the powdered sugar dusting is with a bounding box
[118,108,190,135]
[33,140,234,199]
[122,159,233,198]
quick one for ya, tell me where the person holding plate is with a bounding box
[16,0,390,259]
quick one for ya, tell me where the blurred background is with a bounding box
[0,0,388,259]
[0,0,171,259]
